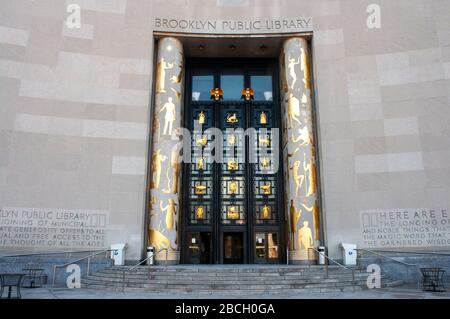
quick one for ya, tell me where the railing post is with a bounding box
[87,257,91,276]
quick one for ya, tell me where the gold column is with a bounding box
[280,37,320,263]
[148,37,184,264]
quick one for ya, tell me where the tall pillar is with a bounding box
[280,38,321,264]
[148,37,184,264]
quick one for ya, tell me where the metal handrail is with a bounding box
[308,247,356,292]
[51,249,115,288]
[121,248,168,292]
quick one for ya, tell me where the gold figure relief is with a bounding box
[170,66,183,84]
[303,153,317,197]
[229,181,238,195]
[156,57,174,93]
[259,135,270,147]
[226,113,238,124]
[300,47,312,90]
[280,50,289,93]
[260,111,267,125]
[194,184,207,195]
[197,157,205,171]
[287,93,301,128]
[290,200,301,235]
[261,205,270,219]
[260,184,271,195]
[298,221,313,251]
[287,55,300,90]
[151,149,167,189]
[169,147,180,194]
[228,134,237,146]
[196,206,205,220]
[261,158,270,169]
[301,202,320,241]
[170,87,182,100]
[195,135,207,146]
[148,229,174,251]
[290,160,305,197]
[292,126,313,146]
[227,206,239,219]
[160,199,176,230]
[198,111,206,125]
[227,159,238,171]
[159,97,176,136]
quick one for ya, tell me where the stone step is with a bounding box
[86,273,375,283]
[80,265,403,294]
[91,271,368,280]
[81,283,365,294]
[108,266,364,273]
[83,276,380,286]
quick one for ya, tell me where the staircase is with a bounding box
[82,265,403,295]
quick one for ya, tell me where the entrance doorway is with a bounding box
[181,58,285,264]
[223,233,244,264]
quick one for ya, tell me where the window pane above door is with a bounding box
[221,75,244,100]
[192,75,214,101]
[251,75,273,101]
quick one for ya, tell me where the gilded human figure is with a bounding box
[196,206,204,220]
[289,200,301,249]
[260,111,267,125]
[229,181,238,194]
[159,97,176,136]
[151,149,167,189]
[197,157,204,171]
[163,145,180,194]
[156,57,174,93]
[300,48,312,90]
[198,111,206,125]
[228,134,236,146]
[287,94,301,128]
[292,126,313,146]
[303,153,317,197]
[261,205,270,219]
[298,221,313,251]
[290,160,304,197]
[160,198,176,230]
[288,55,300,90]
[301,202,320,241]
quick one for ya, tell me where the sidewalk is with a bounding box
[17,285,450,299]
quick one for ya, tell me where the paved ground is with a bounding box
[15,285,450,299]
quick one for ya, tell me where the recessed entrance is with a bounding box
[181,58,286,264]
[223,232,244,264]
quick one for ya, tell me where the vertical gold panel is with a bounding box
[148,37,184,263]
[281,38,320,262]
